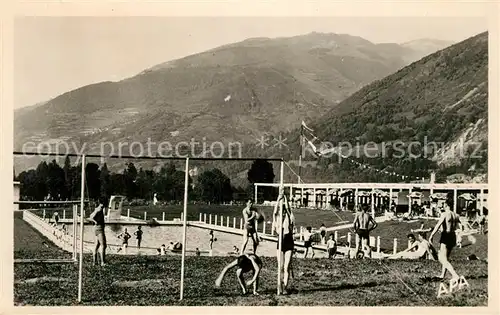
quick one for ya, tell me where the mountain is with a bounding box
[400,38,455,63]
[269,32,487,183]
[14,33,451,162]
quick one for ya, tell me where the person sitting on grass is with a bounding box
[326,234,337,259]
[384,232,436,260]
[157,244,166,255]
[215,253,262,296]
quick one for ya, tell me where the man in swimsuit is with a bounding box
[240,200,259,255]
[117,228,131,253]
[89,200,107,266]
[274,193,295,295]
[215,253,263,295]
[134,226,143,250]
[353,204,377,258]
[429,200,461,281]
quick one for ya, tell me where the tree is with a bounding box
[85,163,101,200]
[63,156,73,200]
[123,163,138,199]
[100,163,111,201]
[47,160,66,200]
[247,160,275,201]
[196,168,233,203]
[35,161,49,200]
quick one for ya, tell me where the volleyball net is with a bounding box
[14,151,287,302]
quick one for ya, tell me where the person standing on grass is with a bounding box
[240,200,259,255]
[274,193,295,295]
[319,223,327,244]
[89,200,107,266]
[209,230,216,250]
[429,200,461,281]
[326,234,337,259]
[117,228,131,253]
[134,226,143,250]
[303,227,315,258]
[353,204,377,258]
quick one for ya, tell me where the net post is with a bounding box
[180,157,190,301]
[72,204,77,261]
[77,155,86,303]
[277,160,284,295]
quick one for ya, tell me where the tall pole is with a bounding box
[298,126,303,184]
[72,204,77,261]
[180,158,190,300]
[277,160,284,295]
[77,155,86,303]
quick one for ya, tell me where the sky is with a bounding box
[14,16,488,109]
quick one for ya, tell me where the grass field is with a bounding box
[14,212,488,306]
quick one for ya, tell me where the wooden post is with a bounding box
[226,216,229,227]
[199,213,202,222]
[393,238,398,255]
[480,189,484,215]
[144,212,147,221]
[209,214,212,225]
[204,213,207,223]
[240,218,243,229]
[233,217,236,228]
[377,236,381,253]
[371,188,375,217]
[263,221,266,234]
[347,232,351,247]
[453,189,458,213]
[128,209,130,220]
[215,215,218,226]
[408,187,412,214]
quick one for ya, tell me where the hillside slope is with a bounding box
[15,33,450,156]
[264,32,488,183]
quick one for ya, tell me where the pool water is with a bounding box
[67,224,283,257]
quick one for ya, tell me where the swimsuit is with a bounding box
[439,219,457,250]
[237,254,262,273]
[356,229,370,240]
[93,211,106,236]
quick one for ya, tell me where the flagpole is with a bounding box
[298,124,303,184]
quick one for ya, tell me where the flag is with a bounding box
[301,121,314,132]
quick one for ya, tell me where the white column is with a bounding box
[233,217,236,228]
[254,184,258,204]
[263,221,266,234]
[209,214,212,225]
[144,212,147,220]
[240,218,243,229]
[301,188,304,207]
[393,238,398,255]
[377,236,381,253]
[313,188,317,208]
[355,188,358,210]
[334,231,338,242]
[215,215,218,225]
[63,210,66,220]
[226,216,229,227]
[199,213,202,222]
[162,212,165,221]
[204,213,207,223]
[43,209,46,219]
[347,232,351,247]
